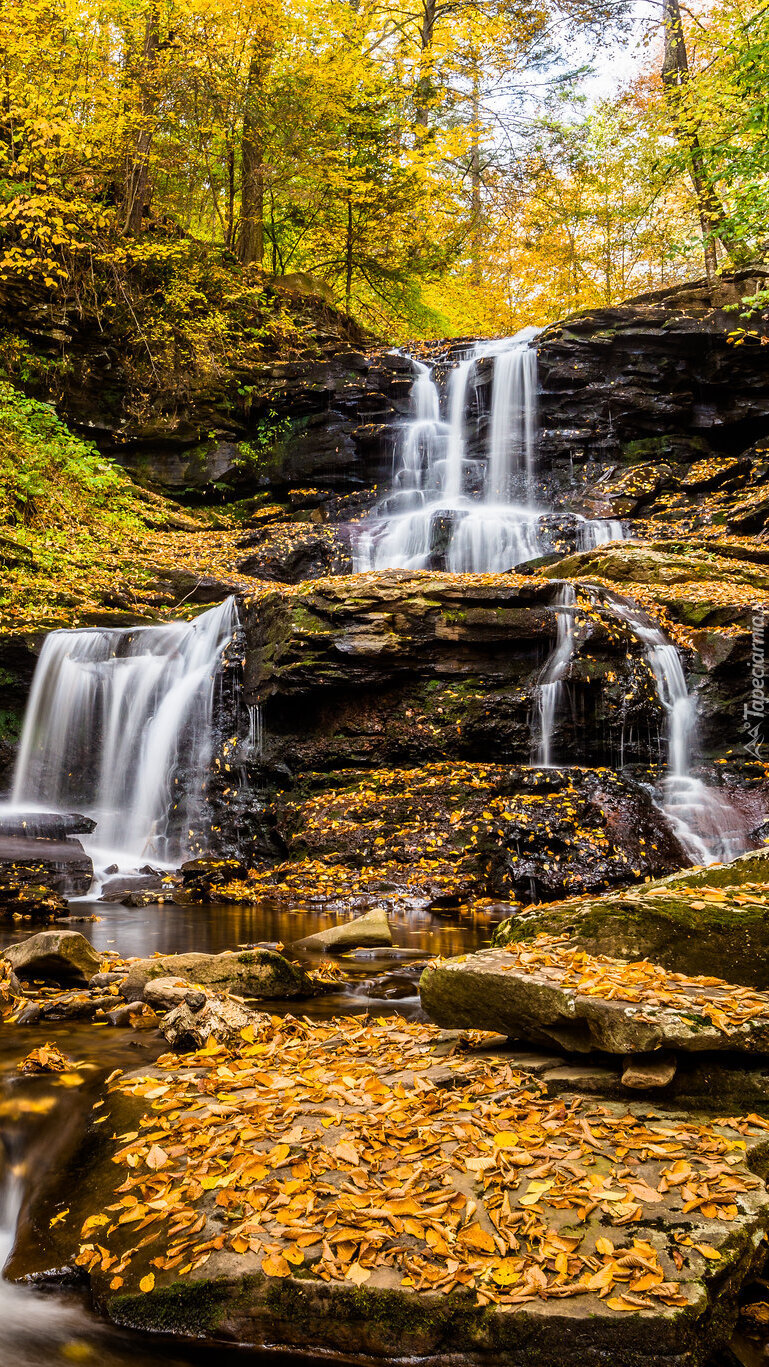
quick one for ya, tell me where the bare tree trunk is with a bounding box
[345,166,354,313]
[225,144,235,250]
[661,0,747,279]
[469,62,482,288]
[122,3,159,235]
[239,41,271,268]
[415,0,436,135]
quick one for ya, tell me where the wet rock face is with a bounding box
[0,633,41,786]
[242,571,668,774]
[535,271,769,469]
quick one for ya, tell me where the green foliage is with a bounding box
[0,381,149,625]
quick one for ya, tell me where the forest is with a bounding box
[3,4,769,1367]
[0,0,767,336]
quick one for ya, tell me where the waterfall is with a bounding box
[353,331,546,574]
[443,356,475,500]
[577,518,624,550]
[533,585,576,766]
[249,702,264,758]
[604,596,747,864]
[11,597,239,871]
[353,331,625,575]
[484,330,539,503]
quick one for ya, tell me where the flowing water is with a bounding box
[11,599,239,874]
[601,594,749,863]
[352,331,623,575]
[533,584,577,767]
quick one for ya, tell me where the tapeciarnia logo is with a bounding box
[744,609,767,760]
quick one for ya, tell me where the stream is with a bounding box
[0,898,504,1366]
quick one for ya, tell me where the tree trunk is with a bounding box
[122,3,160,235]
[239,41,270,268]
[661,0,747,278]
[415,0,437,135]
[345,186,354,314]
[225,144,235,250]
[469,65,482,288]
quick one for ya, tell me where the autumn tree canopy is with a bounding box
[0,0,766,335]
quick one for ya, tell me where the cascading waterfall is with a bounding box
[353,330,623,575]
[577,518,624,550]
[604,596,747,864]
[533,585,576,767]
[483,333,538,502]
[10,597,239,872]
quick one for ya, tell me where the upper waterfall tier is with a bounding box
[352,330,622,574]
[10,598,238,872]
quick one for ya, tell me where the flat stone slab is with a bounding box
[0,811,95,840]
[16,1017,769,1367]
[419,935,769,1055]
[0,834,93,896]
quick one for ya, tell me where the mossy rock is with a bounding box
[493,847,769,987]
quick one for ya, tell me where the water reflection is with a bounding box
[0,898,506,1018]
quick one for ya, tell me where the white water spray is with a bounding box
[11,597,239,871]
[534,585,576,767]
[353,332,623,575]
[605,596,747,863]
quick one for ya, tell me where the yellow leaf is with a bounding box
[140,1273,155,1293]
[492,1131,519,1148]
[491,1259,520,1286]
[262,1254,291,1278]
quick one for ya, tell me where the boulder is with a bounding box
[142,977,207,1013]
[294,907,392,953]
[492,847,769,988]
[419,938,769,1056]
[3,929,101,984]
[160,995,263,1051]
[100,873,165,904]
[120,949,313,1003]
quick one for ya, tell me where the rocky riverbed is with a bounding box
[3,268,769,1367]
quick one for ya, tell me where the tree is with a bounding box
[660,0,747,281]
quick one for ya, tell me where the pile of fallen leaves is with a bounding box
[499,934,769,1033]
[214,763,678,909]
[73,1015,768,1313]
[18,1042,71,1074]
